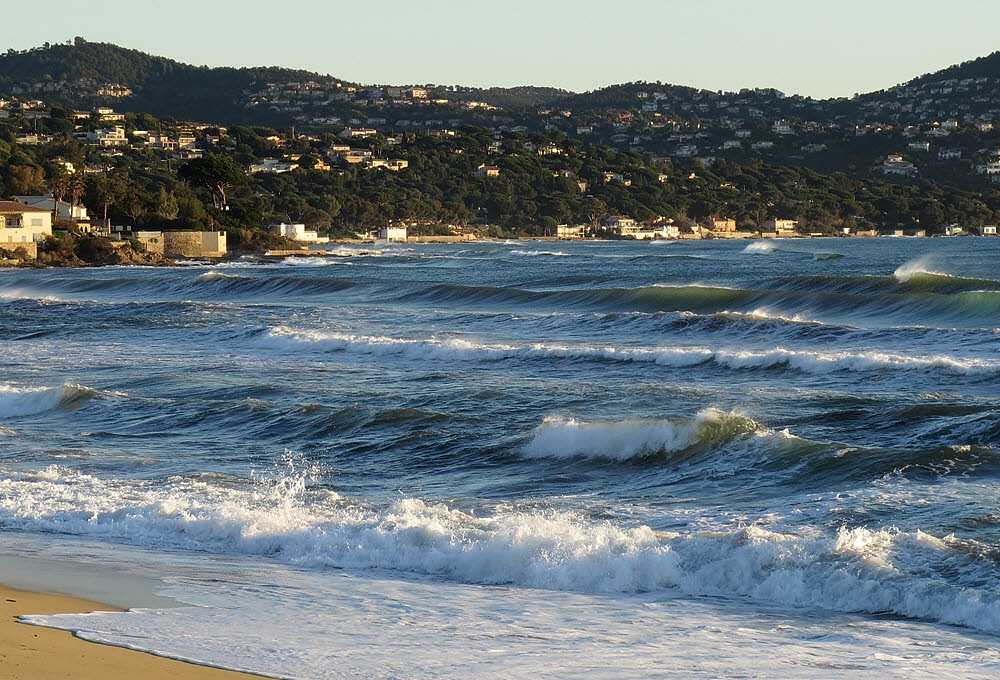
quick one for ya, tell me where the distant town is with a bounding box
[2,40,1000,265]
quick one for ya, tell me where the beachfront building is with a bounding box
[14,195,89,228]
[707,217,737,232]
[556,224,587,239]
[378,226,408,243]
[270,223,330,244]
[0,201,53,244]
[760,218,799,236]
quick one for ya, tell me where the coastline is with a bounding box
[0,585,268,679]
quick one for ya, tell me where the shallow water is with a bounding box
[2,237,999,678]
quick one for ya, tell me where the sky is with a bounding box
[9,0,1000,98]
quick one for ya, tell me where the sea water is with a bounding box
[1,237,999,678]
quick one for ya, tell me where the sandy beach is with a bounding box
[0,586,262,680]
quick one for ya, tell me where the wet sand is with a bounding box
[0,586,265,679]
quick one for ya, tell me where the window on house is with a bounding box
[31,218,43,227]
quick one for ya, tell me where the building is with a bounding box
[13,195,90,228]
[249,159,300,173]
[378,226,407,242]
[270,223,329,244]
[556,224,587,239]
[339,127,377,138]
[880,155,918,177]
[976,225,997,235]
[707,217,737,232]
[147,132,178,150]
[976,161,1000,175]
[474,164,500,178]
[772,121,794,135]
[0,201,53,245]
[760,218,799,235]
[79,126,127,147]
[938,148,962,160]
[908,141,930,152]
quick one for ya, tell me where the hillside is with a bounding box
[3,40,1000,191]
[0,38,350,123]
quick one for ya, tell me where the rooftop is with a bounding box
[0,201,50,213]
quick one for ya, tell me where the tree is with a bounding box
[86,175,126,225]
[5,165,45,195]
[178,155,246,209]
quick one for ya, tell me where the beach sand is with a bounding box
[0,586,263,680]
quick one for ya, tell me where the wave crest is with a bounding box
[524,409,764,461]
[0,383,97,417]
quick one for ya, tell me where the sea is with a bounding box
[1,236,999,679]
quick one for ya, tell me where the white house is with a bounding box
[14,195,89,224]
[249,159,299,173]
[881,155,918,177]
[378,226,407,242]
[0,201,53,244]
[772,121,795,135]
[908,141,930,152]
[556,224,587,239]
[339,127,377,138]
[976,161,1000,175]
[938,148,962,160]
[79,126,127,146]
[270,223,329,244]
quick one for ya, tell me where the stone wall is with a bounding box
[0,241,38,259]
[163,231,227,258]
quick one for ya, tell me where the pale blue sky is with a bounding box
[10,0,1000,98]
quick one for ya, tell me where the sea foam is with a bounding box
[3,465,1000,634]
[256,327,1000,376]
[0,383,96,417]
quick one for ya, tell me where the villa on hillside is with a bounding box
[880,155,918,177]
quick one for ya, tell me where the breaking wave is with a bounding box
[523,409,766,461]
[0,383,99,417]
[256,327,1000,376]
[509,250,571,257]
[3,465,1000,634]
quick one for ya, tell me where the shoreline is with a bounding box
[0,233,991,271]
[0,584,270,679]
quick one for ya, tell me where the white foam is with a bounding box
[524,409,761,460]
[509,250,571,257]
[3,466,1000,636]
[256,327,1000,376]
[742,241,778,254]
[893,255,948,282]
[0,383,94,417]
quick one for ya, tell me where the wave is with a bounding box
[743,240,845,260]
[4,465,1000,634]
[509,250,571,257]
[0,383,98,417]
[255,327,1000,377]
[523,409,766,461]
